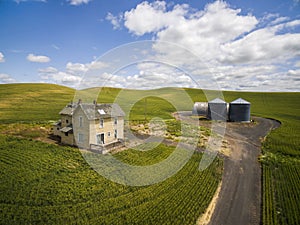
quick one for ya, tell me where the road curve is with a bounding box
[208,117,280,225]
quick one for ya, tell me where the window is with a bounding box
[114,129,117,139]
[79,117,83,127]
[57,127,59,130]
[100,119,104,128]
[65,132,68,137]
[78,133,84,143]
[108,132,111,137]
[114,117,118,125]
[66,119,69,124]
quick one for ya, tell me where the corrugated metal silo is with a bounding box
[192,102,208,117]
[229,98,251,122]
[208,98,227,121]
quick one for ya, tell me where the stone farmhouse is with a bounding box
[53,100,125,152]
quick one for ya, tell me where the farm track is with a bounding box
[175,112,280,225]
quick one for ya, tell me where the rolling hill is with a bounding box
[0,83,299,224]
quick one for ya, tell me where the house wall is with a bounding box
[61,132,75,146]
[53,124,61,136]
[90,116,124,146]
[61,115,72,128]
[73,108,90,149]
[116,117,124,140]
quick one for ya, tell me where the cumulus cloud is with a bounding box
[39,66,82,86]
[27,53,50,63]
[0,52,4,62]
[68,0,92,5]
[0,74,16,83]
[66,60,109,74]
[220,24,300,64]
[106,0,300,91]
[38,60,109,87]
[124,1,188,36]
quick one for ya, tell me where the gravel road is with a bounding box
[208,117,280,225]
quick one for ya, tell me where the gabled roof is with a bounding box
[77,103,125,120]
[208,98,226,104]
[230,98,250,104]
[59,103,77,116]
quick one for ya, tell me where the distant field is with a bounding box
[0,83,299,224]
[0,83,74,123]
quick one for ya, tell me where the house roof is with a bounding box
[59,103,77,116]
[59,102,125,120]
[79,103,125,120]
[60,125,73,133]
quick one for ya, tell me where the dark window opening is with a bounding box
[65,132,68,136]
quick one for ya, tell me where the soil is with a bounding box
[175,112,280,225]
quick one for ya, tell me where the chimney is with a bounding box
[93,100,97,105]
[78,99,82,104]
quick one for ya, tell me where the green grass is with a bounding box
[0,83,299,224]
[0,83,74,123]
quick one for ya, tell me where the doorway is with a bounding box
[96,133,105,145]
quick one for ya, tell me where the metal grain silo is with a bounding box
[208,98,227,121]
[192,102,208,117]
[229,98,251,122]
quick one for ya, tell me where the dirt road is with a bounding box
[208,117,280,225]
[174,112,280,225]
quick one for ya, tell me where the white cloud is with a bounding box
[38,60,109,88]
[39,66,82,86]
[66,62,88,74]
[0,74,16,83]
[220,24,300,64]
[0,52,4,63]
[68,0,92,6]
[106,12,123,30]
[66,60,109,75]
[269,16,289,26]
[27,53,50,63]
[124,1,188,35]
[97,1,300,91]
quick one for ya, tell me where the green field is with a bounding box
[0,136,222,224]
[0,83,299,224]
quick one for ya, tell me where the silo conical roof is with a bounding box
[230,98,250,104]
[209,98,226,103]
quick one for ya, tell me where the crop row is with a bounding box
[262,160,300,225]
[0,135,222,224]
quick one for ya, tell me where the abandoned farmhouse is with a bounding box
[53,101,125,151]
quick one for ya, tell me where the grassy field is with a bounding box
[0,83,74,123]
[0,83,299,224]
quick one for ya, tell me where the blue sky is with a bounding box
[0,0,299,91]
